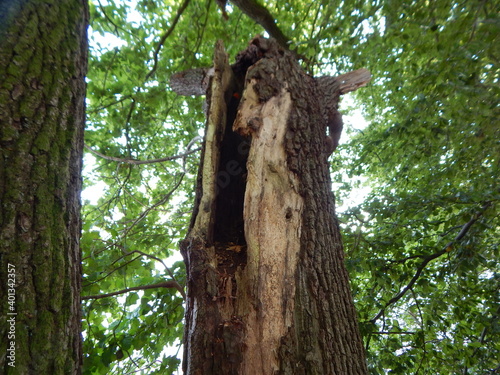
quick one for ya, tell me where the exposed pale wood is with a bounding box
[336,68,372,94]
[180,37,369,375]
[190,41,233,242]
[235,79,304,374]
[170,67,212,96]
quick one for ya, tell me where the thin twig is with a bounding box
[145,0,191,81]
[370,202,492,323]
[83,255,143,288]
[84,143,200,165]
[117,248,186,300]
[120,173,185,239]
[82,281,183,300]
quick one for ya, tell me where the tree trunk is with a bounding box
[0,1,88,373]
[180,37,369,374]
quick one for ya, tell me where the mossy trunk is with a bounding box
[181,38,368,374]
[0,1,88,374]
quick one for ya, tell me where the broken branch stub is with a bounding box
[170,67,212,96]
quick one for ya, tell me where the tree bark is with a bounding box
[0,1,88,373]
[180,37,369,374]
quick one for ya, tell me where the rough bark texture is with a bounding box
[0,1,88,374]
[180,37,369,375]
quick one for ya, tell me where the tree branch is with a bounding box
[145,0,191,81]
[119,249,185,299]
[316,68,372,97]
[388,253,427,264]
[229,0,291,50]
[83,247,187,300]
[82,281,183,300]
[83,254,143,288]
[120,173,185,239]
[84,143,200,165]
[370,202,492,323]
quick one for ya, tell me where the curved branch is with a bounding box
[83,247,187,300]
[316,68,372,97]
[370,202,492,323]
[120,173,185,240]
[88,95,132,114]
[121,249,186,300]
[96,0,127,35]
[83,255,143,288]
[371,249,446,325]
[145,0,191,81]
[82,281,183,300]
[229,0,291,50]
[84,143,200,165]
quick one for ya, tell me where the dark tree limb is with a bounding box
[84,143,200,165]
[82,281,183,300]
[370,202,493,323]
[145,0,191,80]
[83,249,186,299]
[229,0,291,50]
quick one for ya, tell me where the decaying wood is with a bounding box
[180,40,247,375]
[179,37,370,375]
[189,41,236,242]
[170,67,213,96]
[316,68,372,95]
[170,50,371,100]
[233,67,304,373]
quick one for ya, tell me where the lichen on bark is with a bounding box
[0,0,88,373]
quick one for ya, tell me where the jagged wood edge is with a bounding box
[190,40,235,241]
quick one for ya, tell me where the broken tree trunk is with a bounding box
[179,37,370,375]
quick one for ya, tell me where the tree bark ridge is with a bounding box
[0,0,88,373]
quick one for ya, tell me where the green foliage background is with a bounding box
[82,0,499,373]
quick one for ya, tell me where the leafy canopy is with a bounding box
[82,0,499,374]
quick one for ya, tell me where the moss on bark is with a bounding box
[0,1,88,373]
